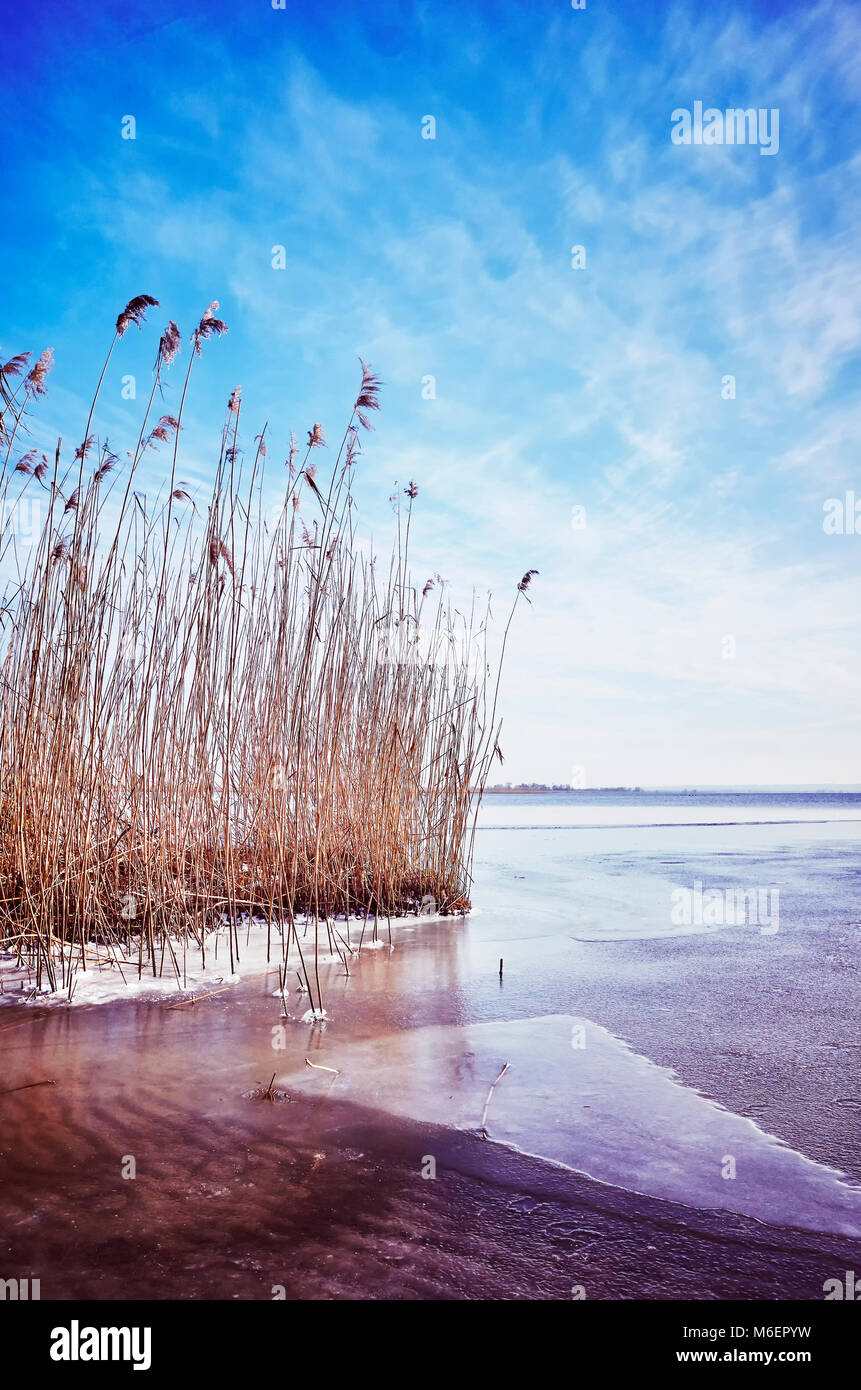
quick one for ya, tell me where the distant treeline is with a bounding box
[483,784,643,794]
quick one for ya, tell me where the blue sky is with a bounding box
[2,0,860,785]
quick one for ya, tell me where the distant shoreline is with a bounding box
[483,786,642,794]
[480,785,861,795]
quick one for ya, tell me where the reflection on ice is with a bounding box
[284,1014,861,1238]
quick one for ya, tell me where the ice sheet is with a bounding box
[282,1013,861,1238]
[0,912,457,1009]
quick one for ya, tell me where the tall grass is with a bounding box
[0,296,530,1008]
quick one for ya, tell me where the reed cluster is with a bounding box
[0,296,528,1006]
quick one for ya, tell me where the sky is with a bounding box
[1,0,860,787]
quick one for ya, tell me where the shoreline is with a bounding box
[1,1069,858,1301]
[0,906,470,1010]
[2,810,859,1300]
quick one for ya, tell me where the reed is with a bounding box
[0,296,529,1010]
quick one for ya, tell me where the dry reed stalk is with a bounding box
[479,1061,511,1139]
